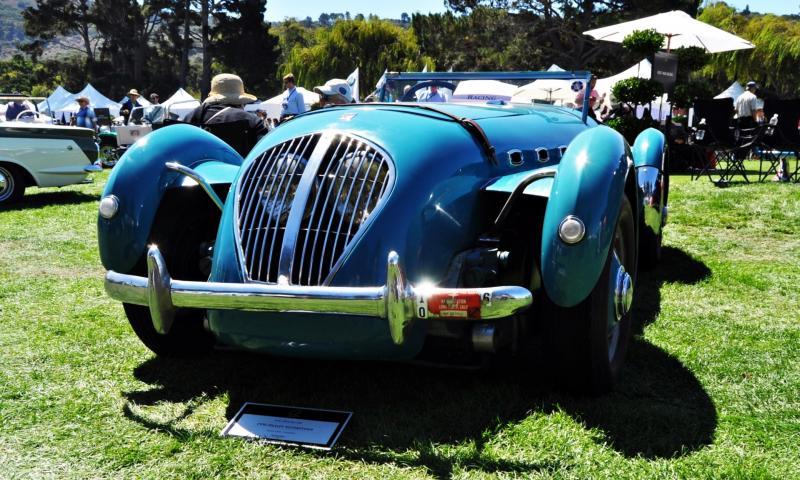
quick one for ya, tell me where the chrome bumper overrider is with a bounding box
[105,246,533,345]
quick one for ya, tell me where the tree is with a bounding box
[281,18,433,94]
[23,0,98,69]
[212,0,280,97]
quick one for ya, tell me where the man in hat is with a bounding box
[186,73,268,156]
[734,81,759,128]
[280,73,307,120]
[75,96,97,130]
[313,79,353,107]
[121,89,142,125]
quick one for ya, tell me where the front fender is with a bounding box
[98,124,243,273]
[541,126,631,307]
[632,128,667,237]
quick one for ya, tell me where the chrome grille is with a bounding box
[236,132,393,285]
[237,134,320,283]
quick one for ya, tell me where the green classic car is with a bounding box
[97,71,668,393]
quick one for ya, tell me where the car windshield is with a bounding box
[375,72,593,114]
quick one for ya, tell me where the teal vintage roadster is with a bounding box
[98,72,668,393]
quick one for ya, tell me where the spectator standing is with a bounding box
[313,79,353,107]
[734,81,759,128]
[75,96,97,130]
[149,93,160,105]
[121,89,142,125]
[279,73,307,121]
[575,75,601,120]
[418,85,445,103]
[186,73,268,156]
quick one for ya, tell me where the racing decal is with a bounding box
[427,292,482,319]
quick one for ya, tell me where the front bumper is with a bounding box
[105,246,533,345]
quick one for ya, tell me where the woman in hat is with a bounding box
[185,73,268,156]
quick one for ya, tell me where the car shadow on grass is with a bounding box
[122,247,716,475]
[0,190,97,211]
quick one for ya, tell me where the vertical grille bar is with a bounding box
[237,132,392,286]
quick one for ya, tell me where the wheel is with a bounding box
[0,164,26,204]
[543,195,637,394]
[99,145,120,168]
[123,196,219,356]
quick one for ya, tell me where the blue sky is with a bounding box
[265,0,797,21]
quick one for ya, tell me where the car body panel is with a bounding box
[98,124,242,274]
[0,123,97,187]
[632,128,667,237]
[540,126,631,308]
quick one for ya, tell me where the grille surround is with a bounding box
[234,131,394,286]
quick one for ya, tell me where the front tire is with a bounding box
[544,195,637,394]
[122,194,219,356]
[0,164,26,204]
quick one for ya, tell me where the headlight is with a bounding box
[99,195,119,219]
[558,215,585,244]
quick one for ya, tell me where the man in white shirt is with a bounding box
[734,81,759,127]
[279,73,307,120]
[418,85,445,103]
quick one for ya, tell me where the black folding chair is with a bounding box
[202,120,255,157]
[692,98,760,184]
[762,99,800,182]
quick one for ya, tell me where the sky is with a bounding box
[264,0,798,21]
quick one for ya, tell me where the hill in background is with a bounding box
[0,0,32,58]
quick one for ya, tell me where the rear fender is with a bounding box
[632,128,667,237]
[541,126,631,307]
[98,124,243,273]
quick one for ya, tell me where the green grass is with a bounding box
[1,170,799,479]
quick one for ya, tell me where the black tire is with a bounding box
[122,196,218,356]
[543,195,637,394]
[0,164,26,204]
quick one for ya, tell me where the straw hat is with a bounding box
[204,74,257,105]
[76,96,90,104]
[127,89,140,97]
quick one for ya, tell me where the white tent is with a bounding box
[54,84,122,118]
[246,87,319,119]
[512,78,583,105]
[714,81,744,101]
[37,86,73,114]
[546,64,566,72]
[451,80,518,103]
[161,88,200,118]
[595,59,652,107]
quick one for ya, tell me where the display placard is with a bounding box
[221,402,352,450]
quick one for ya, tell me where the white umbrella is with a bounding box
[583,10,754,53]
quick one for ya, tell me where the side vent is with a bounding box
[507,149,524,167]
[536,147,549,163]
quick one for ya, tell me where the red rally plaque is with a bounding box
[427,292,482,319]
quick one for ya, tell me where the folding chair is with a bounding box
[202,120,255,157]
[762,99,800,182]
[692,98,758,184]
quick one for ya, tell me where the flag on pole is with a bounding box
[347,67,360,102]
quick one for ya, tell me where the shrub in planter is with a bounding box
[621,29,665,59]
[671,80,714,109]
[612,77,665,107]
[605,115,658,144]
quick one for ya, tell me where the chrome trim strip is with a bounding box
[106,247,533,346]
[277,133,335,281]
[165,162,224,210]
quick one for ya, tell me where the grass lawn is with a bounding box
[1,169,798,479]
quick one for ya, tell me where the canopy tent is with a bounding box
[37,86,73,114]
[511,78,584,105]
[451,80,518,103]
[54,84,122,118]
[714,81,745,101]
[595,59,652,107]
[583,10,754,53]
[161,88,200,118]
[546,64,566,72]
[246,87,319,119]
